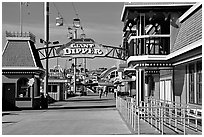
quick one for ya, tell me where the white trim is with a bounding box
[6,37,31,41]
[124,68,136,72]
[128,35,170,43]
[127,55,167,64]
[48,79,68,83]
[173,55,202,66]
[2,41,9,56]
[2,67,45,72]
[27,41,37,67]
[179,2,201,23]
[121,3,195,21]
[121,4,126,21]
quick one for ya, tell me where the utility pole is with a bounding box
[44,2,49,108]
[20,2,23,34]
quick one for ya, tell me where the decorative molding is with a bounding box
[28,41,37,67]
[179,2,201,23]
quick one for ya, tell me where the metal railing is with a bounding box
[116,96,202,135]
[6,31,36,43]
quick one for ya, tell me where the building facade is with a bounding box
[2,32,45,110]
[120,2,202,108]
[48,65,69,100]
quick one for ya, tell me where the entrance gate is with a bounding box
[37,38,127,61]
[37,38,126,97]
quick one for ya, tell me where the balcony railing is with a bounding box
[116,96,202,135]
[128,35,170,56]
[6,31,36,43]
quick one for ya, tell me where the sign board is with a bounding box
[28,78,35,86]
[56,39,108,58]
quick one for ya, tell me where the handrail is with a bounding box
[128,34,170,43]
[116,96,202,135]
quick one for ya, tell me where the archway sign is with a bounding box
[37,38,126,60]
[56,38,109,58]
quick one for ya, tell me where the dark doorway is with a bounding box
[2,83,16,111]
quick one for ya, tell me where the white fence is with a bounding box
[116,96,202,135]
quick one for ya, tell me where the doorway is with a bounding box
[2,83,16,110]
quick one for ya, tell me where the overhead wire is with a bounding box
[52,2,68,26]
[71,2,85,35]
[51,2,86,37]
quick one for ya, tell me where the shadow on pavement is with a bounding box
[48,104,116,110]
[2,113,19,116]
[65,98,114,102]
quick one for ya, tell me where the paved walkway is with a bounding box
[2,93,132,135]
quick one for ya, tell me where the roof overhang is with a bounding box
[179,2,202,23]
[121,2,195,21]
[127,55,167,64]
[2,67,45,76]
[2,67,45,72]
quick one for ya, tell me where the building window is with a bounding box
[48,85,58,93]
[189,64,195,104]
[17,78,30,98]
[196,61,202,105]
[189,61,202,105]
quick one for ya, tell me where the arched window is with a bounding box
[17,77,30,98]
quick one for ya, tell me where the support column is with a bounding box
[136,69,139,106]
[73,58,77,94]
[30,84,34,108]
[139,69,145,102]
[57,85,60,100]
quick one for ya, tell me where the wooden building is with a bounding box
[120,2,202,107]
[2,31,45,110]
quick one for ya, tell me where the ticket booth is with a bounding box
[2,31,45,110]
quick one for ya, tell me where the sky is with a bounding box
[2,1,124,70]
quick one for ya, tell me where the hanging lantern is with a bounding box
[56,16,63,26]
[73,18,80,28]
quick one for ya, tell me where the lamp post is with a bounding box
[41,2,59,108]
[73,17,81,94]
